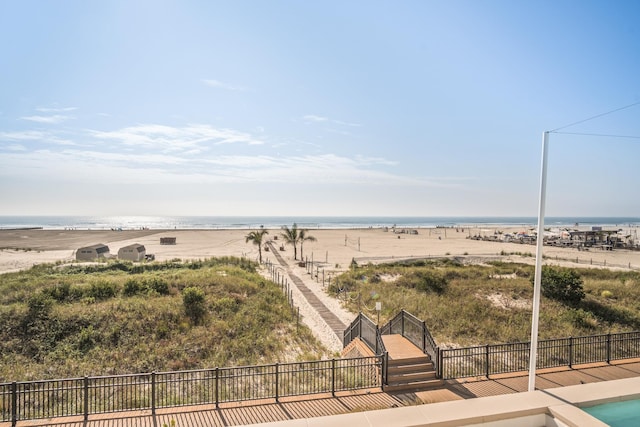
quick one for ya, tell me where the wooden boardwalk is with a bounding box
[266,242,346,338]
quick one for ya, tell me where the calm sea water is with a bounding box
[1,216,639,230]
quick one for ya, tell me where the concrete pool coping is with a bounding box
[250,377,640,426]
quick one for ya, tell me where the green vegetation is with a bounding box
[536,266,585,305]
[330,259,640,347]
[0,257,326,381]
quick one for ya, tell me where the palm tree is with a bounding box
[245,229,269,263]
[299,228,317,260]
[280,223,300,260]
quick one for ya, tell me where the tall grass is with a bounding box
[331,259,640,347]
[0,257,326,381]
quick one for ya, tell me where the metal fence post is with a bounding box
[485,344,490,378]
[569,337,573,369]
[11,381,17,427]
[384,351,389,385]
[331,359,336,397]
[83,377,89,422]
[151,372,156,416]
[215,367,219,409]
[401,310,405,337]
[275,363,279,403]
[606,333,611,364]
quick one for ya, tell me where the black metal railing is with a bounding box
[343,312,386,355]
[0,356,382,424]
[381,310,440,375]
[440,331,640,379]
[377,310,640,380]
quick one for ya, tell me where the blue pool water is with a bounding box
[583,399,640,426]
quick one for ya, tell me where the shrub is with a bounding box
[397,270,448,294]
[123,278,143,296]
[43,282,71,302]
[89,280,119,300]
[563,308,598,329]
[534,266,585,305]
[183,287,206,324]
[147,277,170,295]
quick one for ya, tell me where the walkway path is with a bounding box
[266,242,346,340]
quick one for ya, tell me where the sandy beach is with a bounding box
[1,227,640,275]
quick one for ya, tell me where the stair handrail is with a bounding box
[343,312,387,356]
[379,310,441,378]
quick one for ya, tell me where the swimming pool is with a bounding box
[583,399,640,427]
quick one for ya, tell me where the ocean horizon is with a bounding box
[1,216,639,231]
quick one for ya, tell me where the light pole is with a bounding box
[528,131,549,392]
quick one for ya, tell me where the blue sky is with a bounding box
[1,0,639,217]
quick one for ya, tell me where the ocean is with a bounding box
[1,216,639,230]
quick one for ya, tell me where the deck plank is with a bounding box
[6,362,640,427]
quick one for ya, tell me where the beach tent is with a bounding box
[117,243,146,261]
[76,243,110,261]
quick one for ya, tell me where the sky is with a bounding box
[1,0,639,217]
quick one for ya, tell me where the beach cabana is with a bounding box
[76,244,110,261]
[117,243,146,261]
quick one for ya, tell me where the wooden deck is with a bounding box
[6,360,640,426]
[382,335,427,360]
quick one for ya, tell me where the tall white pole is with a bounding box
[528,131,549,391]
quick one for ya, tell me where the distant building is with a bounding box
[160,237,176,245]
[76,244,110,261]
[117,243,146,261]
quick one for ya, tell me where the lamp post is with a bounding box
[528,131,549,392]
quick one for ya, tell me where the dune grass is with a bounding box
[0,257,326,381]
[330,259,640,347]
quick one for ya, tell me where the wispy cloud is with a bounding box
[36,106,77,113]
[0,130,75,145]
[202,79,248,91]
[302,114,361,127]
[303,114,328,123]
[91,124,264,151]
[21,114,74,124]
[1,120,459,189]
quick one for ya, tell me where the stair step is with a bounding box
[387,362,434,374]
[383,378,444,393]
[387,371,438,382]
[387,356,430,366]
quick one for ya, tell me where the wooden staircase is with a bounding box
[381,335,444,392]
[384,354,443,392]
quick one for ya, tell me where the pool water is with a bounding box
[583,399,640,427]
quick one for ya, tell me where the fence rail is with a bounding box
[440,331,640,379]
[0,356,382,425]
[378,310,640,381]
